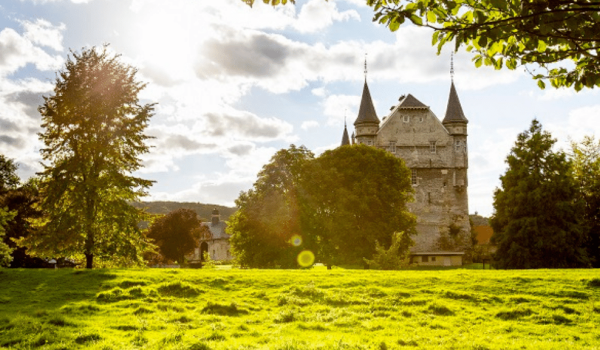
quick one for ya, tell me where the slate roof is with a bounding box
[442,82,468,124]
[354,80,379,125]
[202,221,229,240]
[398,94,428,109]
[341,124,350,146]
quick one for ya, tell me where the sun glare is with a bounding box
[133,6,212,82]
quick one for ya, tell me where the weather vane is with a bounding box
[364,53,368,80]
[450,52,455,82]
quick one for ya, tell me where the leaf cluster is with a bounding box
[367,0,600,90]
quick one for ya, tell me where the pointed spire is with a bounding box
[341,124,350,146]
[354,80,379,126]
[442,81,468,124]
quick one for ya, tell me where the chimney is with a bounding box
[211,208,220,226]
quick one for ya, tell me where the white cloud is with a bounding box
[21,19,66,51]
[322,94,360,125]
[301,120,319,130]
[0,27,63,76]
[294,0,360,33]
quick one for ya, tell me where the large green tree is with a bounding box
[228,145,314,268]
[300,144,416,266]
[490,120,588,269]
[245,0,600,91]
[21,46,155,269]
[0,155,19,267]
[147,209,202,264]
[570,136,600,267]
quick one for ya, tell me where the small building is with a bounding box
[410,252,465,267]
[190,209,233,262]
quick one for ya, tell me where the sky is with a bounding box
[0,0,599,217]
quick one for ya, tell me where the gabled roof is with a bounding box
[341,125,350,146]
[442,82,468,124]
[354,80,379,125]
[398,94,428,109]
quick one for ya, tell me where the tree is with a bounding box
[300,144,416,266]
[147,209,202,264]
[490,119,588,269]
[0,207,16,267]
[363,231,413,270]
[570,136,600,267]
[228,145,314,268]
[0,155,19,194]
[20,46,155,269]
[245,0,600,91]
[0,179,45,268]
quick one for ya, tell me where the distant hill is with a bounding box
[132,201,236,221]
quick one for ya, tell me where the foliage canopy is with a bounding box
[228,145,314,268]
[229,144,415,268]
[490,119,588,268]
[20,46,155,268]
[570,136,600,267]
[147,208,203,264]
[244,0,600,91]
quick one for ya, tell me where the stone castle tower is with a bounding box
[346,77,470,266]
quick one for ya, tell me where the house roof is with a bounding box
[398,94,428,109]
[201,221,229,240]
[473,225,494,245]
[442,82,468,124]
[354,80,379,125]
[341,124,350,146]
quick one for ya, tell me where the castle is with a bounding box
[342,77,470,266]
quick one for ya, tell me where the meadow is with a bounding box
[0,267,599,350]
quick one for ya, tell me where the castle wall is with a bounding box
[374,107,470,253]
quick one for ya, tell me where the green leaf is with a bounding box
[427,11,436,23]
[537,79,546,90]
[474,56,483,68]
[537,40,547,53]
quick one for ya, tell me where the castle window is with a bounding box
[389,141,396,153]
[411,169,417,186]
[367,140,373,146]
[430,141,436,154]
[422,256,429,263]
[455,140,462,152]
[403,115,410,123]
[419,117,424,122]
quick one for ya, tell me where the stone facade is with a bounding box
[190,209,233,262]
[348,81,470,265]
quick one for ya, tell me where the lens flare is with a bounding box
[297,250,315,267]
[290,235,303,247]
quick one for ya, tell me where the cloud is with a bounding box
[322,94,360,125]
[21,19,66,51]
[0,23,64,76]
[294,0,360,33]
[203,111,293,141]
[301,120,319,130]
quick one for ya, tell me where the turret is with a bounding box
[442,81,468,136]
[353,80,379,146]
[341,121,350,146]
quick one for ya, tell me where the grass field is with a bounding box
[1,267,599,350]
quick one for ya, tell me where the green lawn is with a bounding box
[0,267,599,349]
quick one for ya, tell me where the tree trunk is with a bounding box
[85,253,94,269]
